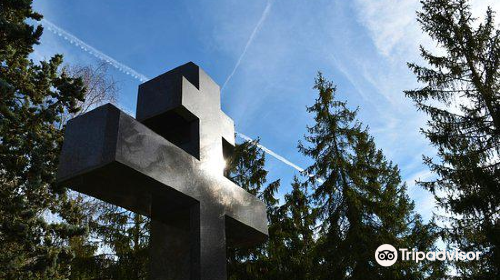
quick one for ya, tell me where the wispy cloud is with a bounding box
[221,0,275,92]
[354,0,422,59]
[354,0,499,60]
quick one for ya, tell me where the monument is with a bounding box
[56,62,268,280]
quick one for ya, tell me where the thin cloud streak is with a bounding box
[39,18,314,180]
[237,132,324,183]
[221,0,274,92]
[40,18,150,82]
[237,132,305,172]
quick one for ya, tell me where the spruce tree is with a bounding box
[226,139,281,280]
[272,176,316,280]
[0,0,86,278]
[406,0,499,278]
[300,73,446,279]
[89,205,149,279]
[227,139,317,280]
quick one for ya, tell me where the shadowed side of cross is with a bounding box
[57,62,268,280]
[137,62,235,176]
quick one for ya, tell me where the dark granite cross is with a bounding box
[57,62,268,280]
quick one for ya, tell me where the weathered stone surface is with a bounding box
[57,62,268,280]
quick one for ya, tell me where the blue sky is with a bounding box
[32,0,498,221]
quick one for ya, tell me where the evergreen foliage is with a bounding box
[0,0,86,278]
[300,73,446,279]
[68,201,150,280]
[406,0,500,278]
[227,140,315,280]
[226,139,280,280]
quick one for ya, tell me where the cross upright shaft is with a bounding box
[56,62,268,280]
[137,62,235,175]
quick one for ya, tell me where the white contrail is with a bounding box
[237,132,324,183]
[40,18,150,83]
[237,132,305,172]
[40,18,324,183]
[221,0,274,92]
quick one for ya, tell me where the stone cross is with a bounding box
[57,62,268,280]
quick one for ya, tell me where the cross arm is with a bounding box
[57,104,268,246]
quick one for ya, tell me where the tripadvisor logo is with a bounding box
[375,244,398,267]
[375,244,482,267]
